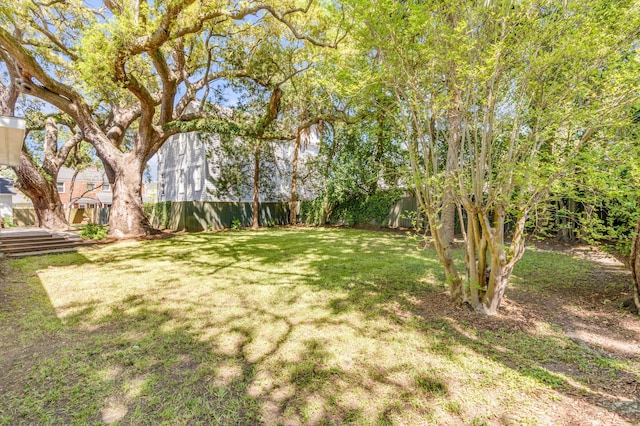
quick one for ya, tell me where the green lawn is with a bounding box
[0,228,637,425]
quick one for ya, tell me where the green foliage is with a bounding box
[231,219,242,230]
[80,224,107,240]
[300,199,326,225]
[332,190,403,226]
[2,215,14,227]
[205,136,280,202]
[145,202,172,230]
[142,202,154,218]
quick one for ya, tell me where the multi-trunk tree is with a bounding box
[353,0,640,314]
[0,0,343,237]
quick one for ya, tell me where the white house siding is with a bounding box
[158,132,210,202]
[0,194,12,217]
[158,130,320,203]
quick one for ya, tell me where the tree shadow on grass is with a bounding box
[3,229,638,424]
[0,261,264,425]
[85,229,640,421]
[174,228,639,423]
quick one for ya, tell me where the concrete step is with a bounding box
[0,237,71,248]
[6,247,80,257]
[1,240,83,254]
[0,235,56,243]
[0,231,87,256]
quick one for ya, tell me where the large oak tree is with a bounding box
[0,0,343,237]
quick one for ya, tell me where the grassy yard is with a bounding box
[0,228,638,425]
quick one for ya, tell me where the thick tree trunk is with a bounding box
[2,63,68,230]
[13,151,70,230]
[290,133,300,225]
[31,194,70,230]
[630,214,640,314]
[105,154,153,238]
[252,146,260,229]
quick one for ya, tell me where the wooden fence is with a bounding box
[12,207,110,227]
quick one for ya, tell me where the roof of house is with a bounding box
[0,177,17,195]
[0,177,33,206]
[96,193,113,204]
[73,197,100,204]
[58,167,108,183]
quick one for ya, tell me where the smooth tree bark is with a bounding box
[252,144,261,228]
[289,130,301,225]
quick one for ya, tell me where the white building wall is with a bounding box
[158,130,320,203]
[0,194,13,218]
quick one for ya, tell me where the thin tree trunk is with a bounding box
[630,210,640,314]
[320,139,338,225]
[289,132,301,225]
[557,198,577,242]
[252,145,260,229]
[442,14,461,248]
[423,203,464,303]
[441,202,456,247]
[66,169,80,222]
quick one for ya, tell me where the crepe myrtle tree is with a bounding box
[354,0,640,314]
[0,0,345,237]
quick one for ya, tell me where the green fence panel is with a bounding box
[385,197,423,228]
[147,201,291,232]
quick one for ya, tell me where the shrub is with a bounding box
[300,199,325,225]
[81,224,108,240]
[2,216,14,227]
[332,190,403,226]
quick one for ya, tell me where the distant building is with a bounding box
[0,177,32,218]
[157,131,319,203]
[56,167,112,208]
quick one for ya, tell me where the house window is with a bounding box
[102,183,110,192]
[57,182,64,193]
[79,204,86,209]
[87,183,94,191]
